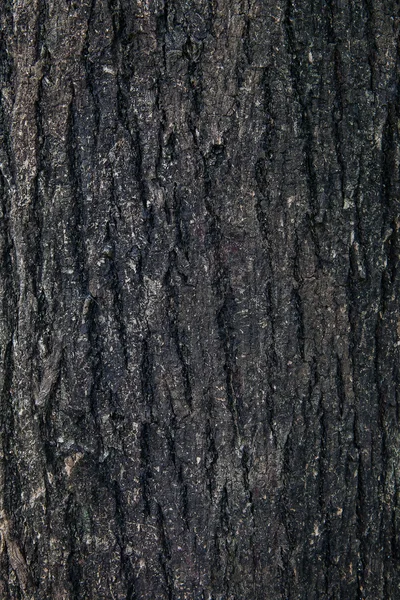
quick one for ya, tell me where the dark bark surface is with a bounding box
[0,0,399,598]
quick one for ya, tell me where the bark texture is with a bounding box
[0,0,400,598]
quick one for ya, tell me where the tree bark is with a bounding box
[0,0,399,598]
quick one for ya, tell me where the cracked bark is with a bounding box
[0,0,400,598]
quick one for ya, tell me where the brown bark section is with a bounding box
[0,0,399,598]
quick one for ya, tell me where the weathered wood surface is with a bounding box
[0,0,399,598]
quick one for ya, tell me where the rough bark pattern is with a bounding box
[0,0,399,598]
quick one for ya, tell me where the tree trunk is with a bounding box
[0,0,399,598]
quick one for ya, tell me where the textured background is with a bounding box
[0,0,399,598]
